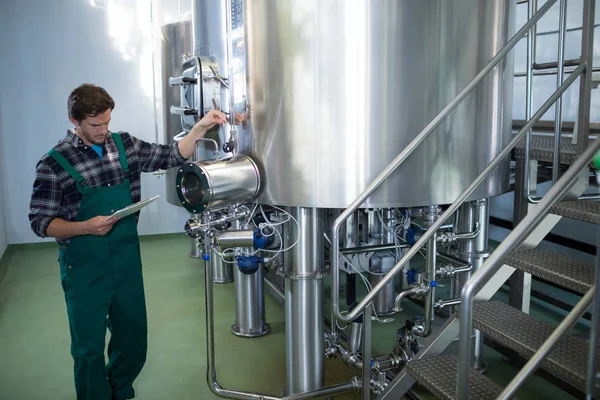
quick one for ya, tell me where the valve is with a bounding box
[235,255,266,275]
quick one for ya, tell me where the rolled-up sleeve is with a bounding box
[130,135,187,172]
[29,161,62,238]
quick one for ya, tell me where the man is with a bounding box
[28,83,226,400]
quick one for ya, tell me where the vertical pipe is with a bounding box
[361,304,372,400]
[285,207,325,394]
[586,228,600,398]
[576,0,595,154]
[424,234,437,336]
[224,0,238,154]
[456,200,490,371]
[231,220,269,337]
[552,0,567,183]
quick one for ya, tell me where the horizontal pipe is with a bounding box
[435,298,461,309]
[210,380,359,400]
[331,0,560,325]
[533,59,580,70]
[437,251,472,268]
[340,243,408,255]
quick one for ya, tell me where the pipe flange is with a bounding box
[276,266,330,280]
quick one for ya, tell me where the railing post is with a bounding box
[575,0,595,154]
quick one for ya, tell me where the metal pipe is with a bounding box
[552,0,567,184]
[361,305,372,400]
[437,251,472,269]
[333,54,583,326]
[424,234,437,336]
[434,298,461,309]
[286,207,325,394]
[456,129,600,400]
[264,278,285,306]
[515,65,600,77]
[330,0,559,325]
[534,59,579,70]
[394,286,425,312]
[217,230,255,248]
[204,231,359,400]
[224,0,237,156]
[349,322,363,354]
[586,229,600,399]
[340,243,408,255]
[498,287,595,400]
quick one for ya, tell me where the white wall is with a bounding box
[0,0,193,244]
[0,86,7,258]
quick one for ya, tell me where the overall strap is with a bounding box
[111,132,130,174]
[48,149,87,194]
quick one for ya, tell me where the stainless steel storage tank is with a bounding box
[162,20,193,207]
[244,0,516,208]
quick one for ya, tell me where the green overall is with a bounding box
[50,133,147,400]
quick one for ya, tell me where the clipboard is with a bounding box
[106,195,160,220]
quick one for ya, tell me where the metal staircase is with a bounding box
[327,0,600,399]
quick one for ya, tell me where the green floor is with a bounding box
[0,234,587,399]
[0,234,358,400]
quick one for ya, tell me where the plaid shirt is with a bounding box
[29,130,187,244]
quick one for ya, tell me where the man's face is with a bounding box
[70,109,112,145]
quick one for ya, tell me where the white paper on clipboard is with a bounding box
[107,195,160,220]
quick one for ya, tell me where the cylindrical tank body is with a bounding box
[231,219,270,338]
[161,21,193,207]
[244,0,515,208]
[211,247,234,284]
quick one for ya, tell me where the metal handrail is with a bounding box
[497,286,595,399]
[330,0,559,325]
[525,0,596,203]
[456,131,600,399]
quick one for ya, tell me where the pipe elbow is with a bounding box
[394,288,417,312]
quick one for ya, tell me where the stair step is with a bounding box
[471,301,600,395]
[549,200,600,224]
[505,248,593,294]
[406,354,508,400]
[514,135,582,165]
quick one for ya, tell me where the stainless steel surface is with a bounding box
[370,255,396,316]
[362,304,372,400]
[285,207,325,394]
[552,0,567,184]
[205,249,358,400]
[424,235,436,336]
[189,237,203,258]
[457,133,600,400]
[176,155,261,213]
[232,245,269,337]
[162,21,193,207]
[211,247,234,283]
[245,0,515,208]
[349,322,362,354]
[586,230,600,399]
[217,230,255,248]
[455,199,489,371]
[405,354,507,400]
[331,0,558,325]
[340,243,407,255]
[549,200,600,224]
[515,134,594,164]
[264,277,285,307]
[224,0,237,155]
[468,299,598,399]
[506,248,594,294]
[576,0,596,154]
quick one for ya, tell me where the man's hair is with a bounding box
[67,83,115,122]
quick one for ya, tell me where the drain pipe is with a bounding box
[202,233,359,400]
